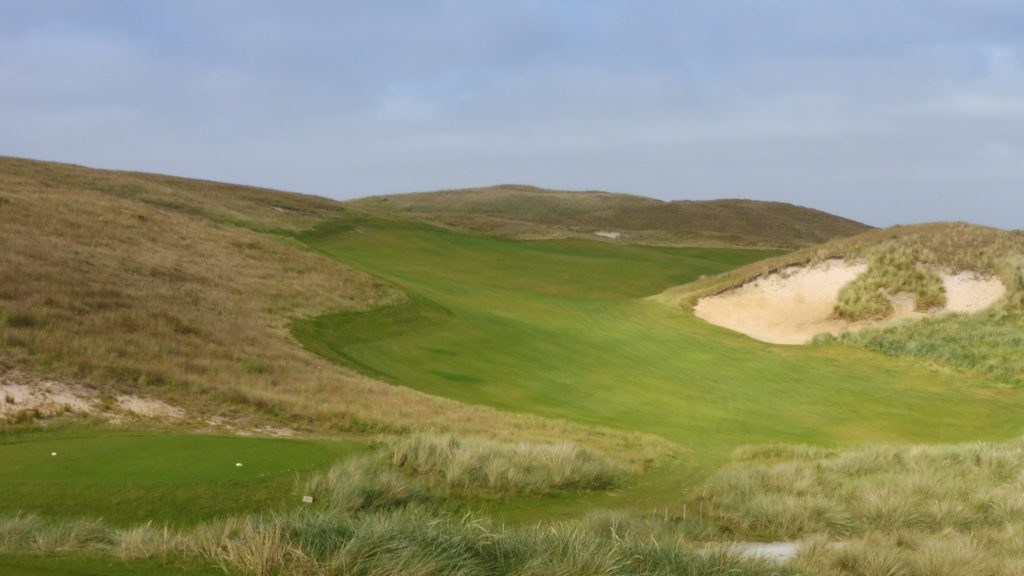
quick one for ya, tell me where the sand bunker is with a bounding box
[694,260,1006,345]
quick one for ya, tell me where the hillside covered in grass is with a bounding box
[0,157,671,461]
[347,185,872,248]
[4,156,1024,575]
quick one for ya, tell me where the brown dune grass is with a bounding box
[347,184,872,248]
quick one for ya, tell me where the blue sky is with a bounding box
[3,1,1023,229]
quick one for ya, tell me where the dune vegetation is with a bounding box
[347,184,872,248]
[4,156,1024,575]
[664,221,1024,386]
[696,439,1024,575]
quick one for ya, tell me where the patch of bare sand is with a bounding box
[694,260,1006,345]
[0,370,183,423]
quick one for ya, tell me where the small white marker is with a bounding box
[302,495,314,504]
[235,462,243,467]
[51,452,57,456]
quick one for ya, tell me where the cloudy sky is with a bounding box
[3,2,1023,229]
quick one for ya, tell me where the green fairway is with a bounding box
[0,430,368,525]
[296,214,1024,475]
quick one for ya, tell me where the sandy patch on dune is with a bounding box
[695,260,1006,345]
[0,370,184,423]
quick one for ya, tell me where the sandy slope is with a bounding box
[694,260,1006,345]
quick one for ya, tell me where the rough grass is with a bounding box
[820,251,1024,386]
[833,246,947,320]
[301,434,625,513]
[347,184,872,248]
[0,509,800,576]
[694,439,1024,575]
[661,222,1024,311]
[0,156,399,424]
[388,434,623,493]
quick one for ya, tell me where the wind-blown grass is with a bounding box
[1,508,800,576]
[694,439,1024,575]
[833,246,947,320]
[388,434,623,494]
[819,254,1024,386]
[302,434,625,515]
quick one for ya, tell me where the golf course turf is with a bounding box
[295,213,1024,480]
[0,429,368,525]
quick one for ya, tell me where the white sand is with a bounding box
[694,260,1006,345]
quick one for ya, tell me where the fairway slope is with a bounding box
[347,184,872,248]
[297,215,1024,471]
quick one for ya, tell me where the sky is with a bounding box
[3,1,1023,230]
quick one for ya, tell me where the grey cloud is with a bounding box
[2,1,1022,229]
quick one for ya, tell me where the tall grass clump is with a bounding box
[303,434,626,515]
[834,244,946,320]
[0,514,115,554]
[301,455,433,513]
[697,440,1024,540]
[389,434,624,494]
[1,508,803,575]
[824,254,1024,386]
[695,439,1024,575]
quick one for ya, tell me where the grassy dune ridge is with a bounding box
[347,184,872,247]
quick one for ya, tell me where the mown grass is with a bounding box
[297,212,1024,479]
[0,427,369,525]
[695,439,1024,575]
